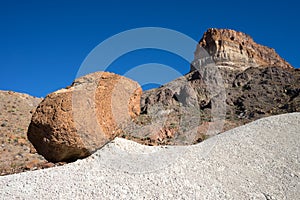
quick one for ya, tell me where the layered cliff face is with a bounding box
[192,28,293,71]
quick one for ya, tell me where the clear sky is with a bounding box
[0,0,299,97]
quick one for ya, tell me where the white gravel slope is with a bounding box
[1,113,300,199]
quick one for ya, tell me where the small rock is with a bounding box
[25,159,40,170]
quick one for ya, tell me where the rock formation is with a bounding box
[134,28,299,146]
[27,72,142,162]
[192,28,293,71]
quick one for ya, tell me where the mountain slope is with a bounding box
[0,91,55,175]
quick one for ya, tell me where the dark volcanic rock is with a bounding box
[133,66,300,145]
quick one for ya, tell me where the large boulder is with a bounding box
[27,72,142,162]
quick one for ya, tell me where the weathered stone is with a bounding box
[28,72,142,162]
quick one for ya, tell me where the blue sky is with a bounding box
[0,0,299,97]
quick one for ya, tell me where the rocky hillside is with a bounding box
[0,91,56,175]
[133,66,299,145]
